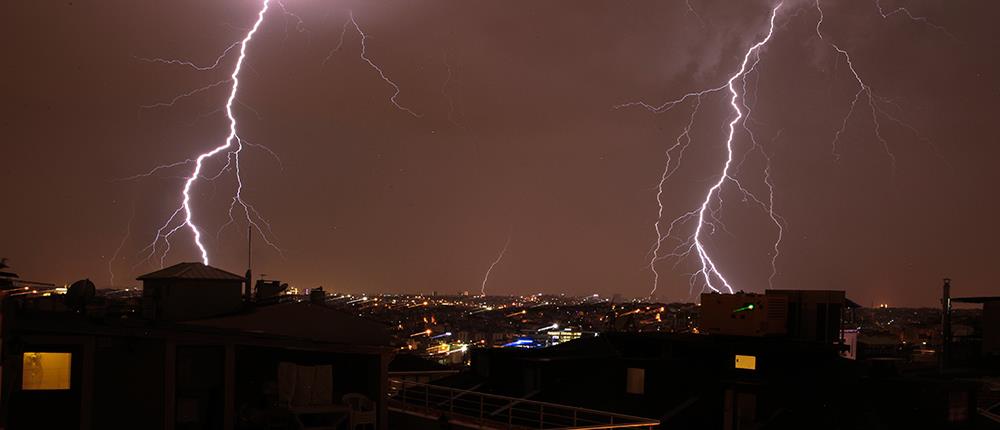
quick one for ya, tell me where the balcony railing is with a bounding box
[388,379,659,429]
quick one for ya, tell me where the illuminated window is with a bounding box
[22,352,71,390]
[626,368,645,394]
[734,354,756,370]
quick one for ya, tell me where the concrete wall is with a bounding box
[143,279,243,321]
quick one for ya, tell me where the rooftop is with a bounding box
[137,262,244,281]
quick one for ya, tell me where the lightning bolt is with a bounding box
[625,1,949,298]
[816,0,947,170]
[159,0,272,265]
[874,0,956,39]
[684,4,782,294]
[130,0,280,268]
[135,42,241,72]
[761,131,784,289]
[128,1,419,269]
[322,11,420,117]
[348,11,421,118]
[816,1,894,167]
[108,202,135,288]
[480,231,512,296]
[685,0,706,29]
[621,3,783,296]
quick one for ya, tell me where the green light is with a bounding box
[733,303,757,313]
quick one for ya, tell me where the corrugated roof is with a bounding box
[137,262,244,281]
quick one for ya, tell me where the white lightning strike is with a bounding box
[137,0,275,266]
[760,131,784,288]
[645,94,704,296]
[131,2,419,268]
[626,1,949,298]
[728,47,786,290]
[480,231,512,296]
[685,4,782,293]
[622,3,783,296]
[135,42,241,71]
[321,11,420,117]
[349,11,421,118]
[180,0,269,265]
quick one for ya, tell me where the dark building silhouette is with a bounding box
[443,332,982,429]
[0,262,394,430]
[139,262,247,321]
[403,290,988,430]
[699,289,846,343]
[950,296,1000,361]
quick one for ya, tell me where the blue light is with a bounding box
[502,338,535,348]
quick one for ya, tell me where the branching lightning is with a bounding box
[817,1,896,168]
[622,1,949,298]
[114,0,952,294]
[623,4,783,297]
[124,1,420,271]
[874,0,956,39]
[143,0,274,266]
[135,42,242,72]
[682,3,782,294]
[348,11,421,118]
[321,11,420,117]
[817,0,949,173]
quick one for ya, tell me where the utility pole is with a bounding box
[244,226,253,303]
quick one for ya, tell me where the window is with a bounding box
[22,352,71,390]
[734,354,756,370]
[626,368,645,394]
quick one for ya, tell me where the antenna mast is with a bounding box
[244,226,253,303]
[248,225,252,271]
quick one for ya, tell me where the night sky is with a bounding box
[3,0,998,306]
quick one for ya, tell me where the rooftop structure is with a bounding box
[700,289,847,344]
[0,263,396,430]
[138,262,246,321]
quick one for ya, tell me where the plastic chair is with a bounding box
[342,393,376,429]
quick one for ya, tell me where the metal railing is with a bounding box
[388,379,659,429]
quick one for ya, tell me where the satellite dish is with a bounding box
[66,278,96,311]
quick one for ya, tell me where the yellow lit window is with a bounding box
[734,354,756,370]
[22,352,71,390]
